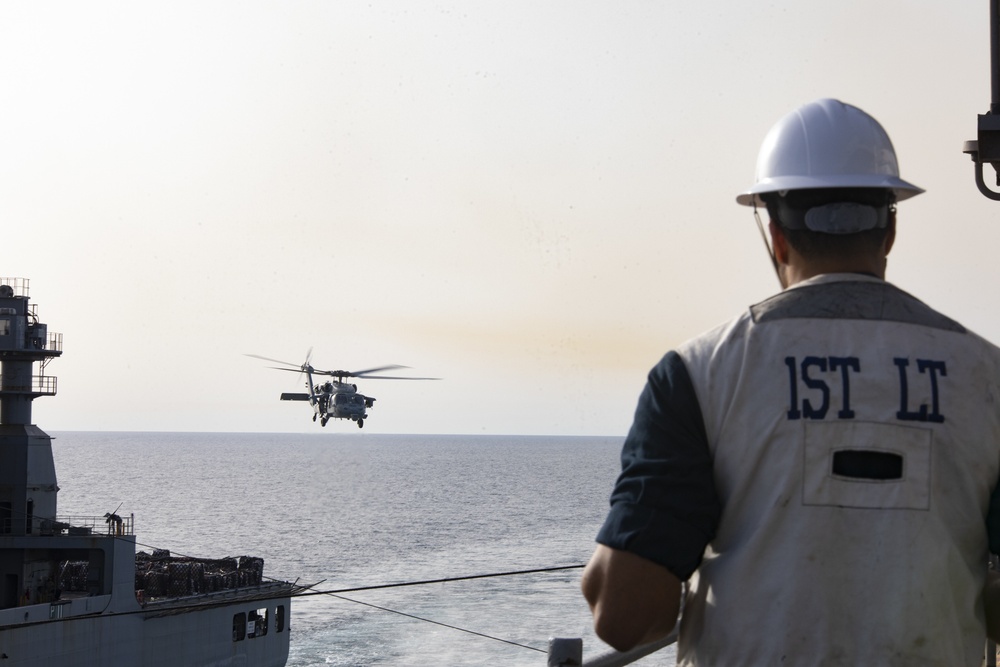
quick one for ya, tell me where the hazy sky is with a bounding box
[2,1,998,435]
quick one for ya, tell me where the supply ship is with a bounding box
[0,278,300,666]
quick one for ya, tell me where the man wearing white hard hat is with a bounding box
[582,98,1000,665]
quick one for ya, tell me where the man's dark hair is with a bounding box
[762,188,893,261]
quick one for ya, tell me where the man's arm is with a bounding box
[581,543,682,652]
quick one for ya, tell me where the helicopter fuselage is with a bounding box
[301,374,375,428]
[313,381,374,423]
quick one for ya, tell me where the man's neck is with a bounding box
[781,256,886,288]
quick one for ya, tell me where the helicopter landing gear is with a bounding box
[357,419,364,429]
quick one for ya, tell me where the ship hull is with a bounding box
[0,589,291,666]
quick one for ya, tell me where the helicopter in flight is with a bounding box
[246,351,438,428]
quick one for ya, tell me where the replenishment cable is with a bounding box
[326,592,547,653]
[299,564,586,655]
[294,564,585,596]
[292,564,586,654]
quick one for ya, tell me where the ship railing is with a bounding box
[0,513,133,536]
[548,622,1000,666]
[0,376,58,395]
[26,315,62,353]
[33,376,57,394]
[0,278,29,298]
[52,514,134,537]
[547,630,677,667]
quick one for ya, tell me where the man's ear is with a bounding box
[769,220,789,265]
[883,209,897,257]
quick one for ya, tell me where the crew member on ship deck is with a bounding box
[582,98,1000,665]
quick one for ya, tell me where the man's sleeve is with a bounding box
[596,350,721,581]
[988,480,1000,555]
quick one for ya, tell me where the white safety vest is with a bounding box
[676,274,1000,666]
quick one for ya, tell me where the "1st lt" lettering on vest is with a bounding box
[784,356,946,423]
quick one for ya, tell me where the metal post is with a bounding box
[548,638,582,667]
[992,0,1000,114]
[965,1,1000,200]
[545,629,678,667]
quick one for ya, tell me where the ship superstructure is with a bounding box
[0,279,298,666]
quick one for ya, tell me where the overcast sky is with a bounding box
[2,1,998,435]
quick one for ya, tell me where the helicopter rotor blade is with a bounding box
[247,354,314,389]
[310,365,410,379]
[310,369,440,381]
[252,353,438,380]
[354,375,441,381]
[245,353,302,368]
[350,365,439,380]
[352,365,410,376]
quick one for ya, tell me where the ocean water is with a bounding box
[50,431,676,666]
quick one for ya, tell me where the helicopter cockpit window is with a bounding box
[334,394,364,406]
[0,319,9,336]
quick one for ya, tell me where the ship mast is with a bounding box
[0,278,62,608]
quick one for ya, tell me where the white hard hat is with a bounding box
[736,98,924,207]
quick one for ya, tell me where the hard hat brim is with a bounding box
[736,174,924,207]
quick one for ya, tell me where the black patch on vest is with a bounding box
[832,449,904,480]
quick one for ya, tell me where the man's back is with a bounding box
[675,274,1000,665]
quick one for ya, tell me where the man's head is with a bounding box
[762,186,894,262]
[737,99,922,285]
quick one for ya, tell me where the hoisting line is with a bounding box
[295,563,585,596]
[300,564,587,654]
[326,592,547,653]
